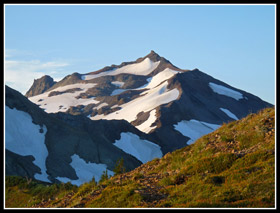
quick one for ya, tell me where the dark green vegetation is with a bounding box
[5,107,275,208]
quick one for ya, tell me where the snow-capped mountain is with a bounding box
[5,85,163,185]
[5,51,272,186]
[26,50,272,154]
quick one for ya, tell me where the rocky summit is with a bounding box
[25,75,57,97]
[5,51,272,186]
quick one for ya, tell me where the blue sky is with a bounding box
[4,4,275,104]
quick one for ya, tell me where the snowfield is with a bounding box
[81,58,160,80]
[90,68,181,125]
[174,119,221,144]
[142,68,180,90]
[113,132,162,163]
[220,108,239,120]
[209,82,244,100]
[91,81,180,122]
[5,106,50,183]
[56,154,114,186]
[28,65,181,136]
[29,83,99,113]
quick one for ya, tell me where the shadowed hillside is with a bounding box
[5,107,275,208]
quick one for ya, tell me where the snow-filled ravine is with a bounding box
[208,82,244,100]
[113,132,162,163]
[5,106,50,183]
[56,154,114,186]
[174,119,221,145]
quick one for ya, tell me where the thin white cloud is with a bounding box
[5,59,69,94]
[5,49,35,59]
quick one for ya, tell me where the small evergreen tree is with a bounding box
[90,176,97,186]
[99,169,109,183]
[113,158,126,175]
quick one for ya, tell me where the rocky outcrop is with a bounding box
[45,72,83,91]
[5,149,41,178]
[25,75,56,97]
[48,88,83,97]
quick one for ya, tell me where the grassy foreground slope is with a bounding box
[5,107,275,208]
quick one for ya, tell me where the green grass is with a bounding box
[5,176,78,208]
[87,184,143,208]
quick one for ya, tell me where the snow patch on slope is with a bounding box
[94,103,109,110]
[174,119,221,144]
[56,154,114,186]
[134,77,153,90]
[110,89,127,96]
[113,132,162,163]
[29,83,99,113]
[82,58,160,80]
[91,81,179,122]
[220,108,238,120]
[111,81,124,87]
[5,106,50,183]
[209,82,243,100]
[109,68,176,96]
[143,68,180,89]
[135,109,157,133]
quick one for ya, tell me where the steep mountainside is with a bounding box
[5,85,164,185]
[26,51,272,154]
[5,107,275,208]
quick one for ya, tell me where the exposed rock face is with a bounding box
[5,149,41,178]
[25,75,56,97]
[45,72,83,91]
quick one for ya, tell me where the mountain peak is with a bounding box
[149,50,159,56]
[144,50,162,62]
[141,50,183,72]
